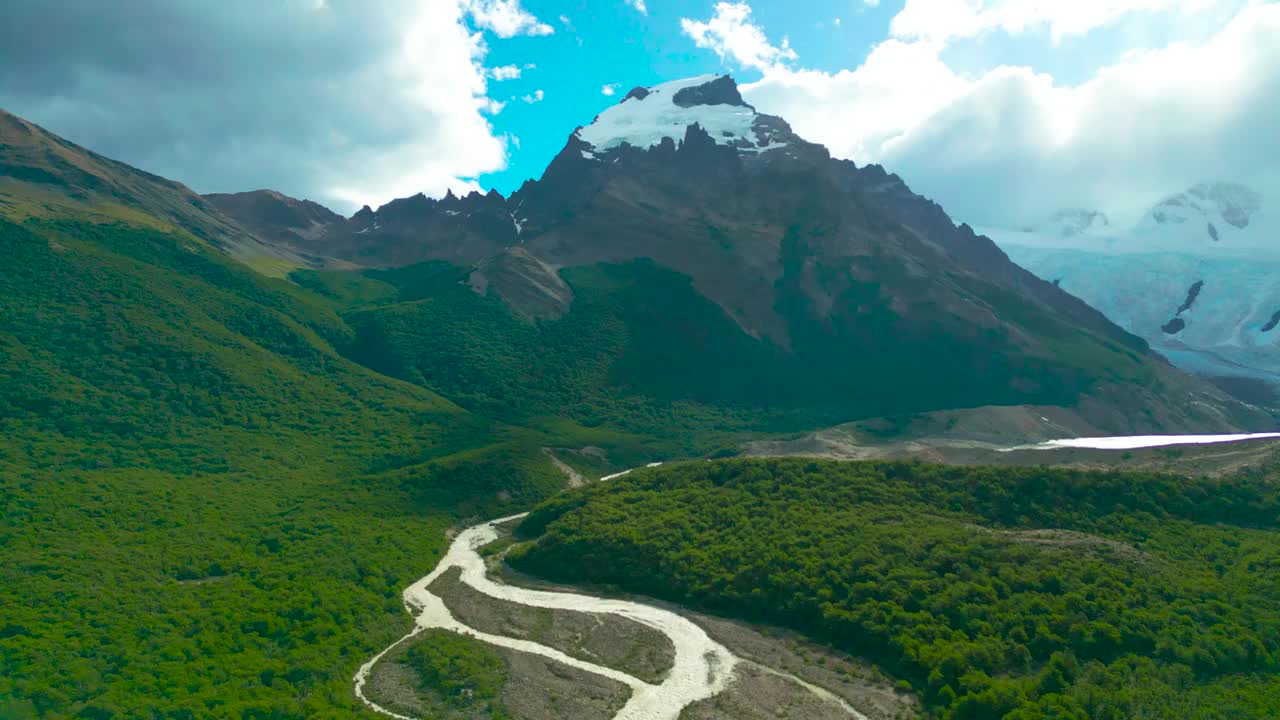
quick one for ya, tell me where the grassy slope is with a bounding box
[0,215,571,719]
[511,458,1280,719]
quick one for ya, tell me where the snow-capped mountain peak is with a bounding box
[1132,181,1271,254]
[984,180,1280,402]
[1145,181,1262,231]
[575,75,792,156]
[983,181,1273,259]
[1025,208,1112,238]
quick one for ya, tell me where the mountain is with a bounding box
[987,183,1280,405]
[0,107,578,717]
[1135,182,1272,256]
[0,108,318,275]
[293,75,1267,436]
[203,188,344,260]
[1,77,1275,718]
[990,183,1277,258]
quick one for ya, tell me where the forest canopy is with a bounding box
[512,458,1280,719]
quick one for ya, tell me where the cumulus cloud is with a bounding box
[0,0,554,213]
[601,83,620,96]
[465,0,554,37]
[890,0,1214,44]
[490,64,523,80]
[745,39,967,163]
[521,89,546,103]
[877,5,1280,225]
[680,2,797,72]
[682,0,1280,226]
[627,0,649,14]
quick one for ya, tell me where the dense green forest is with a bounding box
[0,217,594,718]
[512,458,1280,719]
[400,630,512,718]
[297,255,1151,452]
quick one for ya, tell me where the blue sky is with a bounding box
[479,0,898,194]
[468,0,1279,227]
[2,0,1277,227]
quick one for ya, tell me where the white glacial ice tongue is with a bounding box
[1028,433,1280,450]
[575,75,763,153]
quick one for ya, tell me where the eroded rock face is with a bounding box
[622,86,651,102]
[672,74,751,108]
[468,247,574,321]
[1177,280,1205,315]
[305,188,518,267]
[297,75,1151,362]
[205,189,343,251]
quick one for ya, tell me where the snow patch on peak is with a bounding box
[984,181,1275,260]
[1024,209,1111,238]
[1132,181,1273,255]
[981,208,1120,254]
[576,75,770,154]
[1056,208,1109,233]
[1144,182,1262,229]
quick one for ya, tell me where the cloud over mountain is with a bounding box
[683,0,1280,227]
[0,0,554,213]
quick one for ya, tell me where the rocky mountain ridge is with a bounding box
[210,74,1270,432]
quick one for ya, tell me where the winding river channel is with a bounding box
[355,434,1279,718]
[353,509,748,720]
[352,463,818,719]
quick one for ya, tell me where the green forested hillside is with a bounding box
[296,256,1163,453]
[0,216,572,718]
[512,458,1280,719]
[332,260,797,448]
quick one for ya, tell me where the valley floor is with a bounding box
[355,433,1280,719]
[355,498,914,720]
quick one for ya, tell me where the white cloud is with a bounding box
[877,3,1280,225]
[520,89,545,103]
[890,0,1214,44]
[679,1,1280,226]
[627,0,649,14]
[745,39,967,162]
[601,83,620,96]
[465,0,554,38]
[680,2,797,72]
[326,1,514,210]
[489,64,523,80]
[0,0,562,214]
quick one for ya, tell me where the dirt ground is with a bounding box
[498,647,631,720]
[685,612,919,720]
[745,421,1280,477]
[429,566,676,684]
[680,662,869,720]
[362,628,631,720]
[497,564,920,720]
